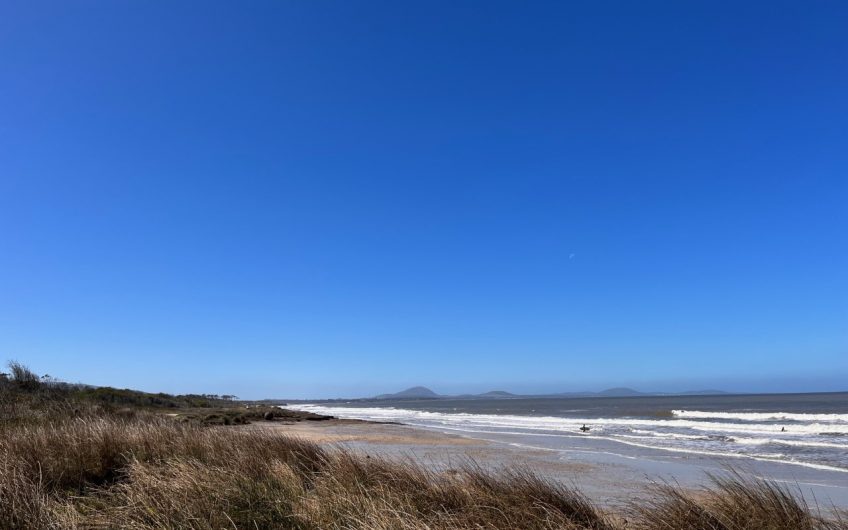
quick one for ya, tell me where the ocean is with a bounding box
[291,392,848,473]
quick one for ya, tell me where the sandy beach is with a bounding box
[253,420,634,509]
[256,418,848,513]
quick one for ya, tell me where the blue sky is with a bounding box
[1,1,846,398]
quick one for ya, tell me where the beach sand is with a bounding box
[252,419,848,513]
[252,419,677,510]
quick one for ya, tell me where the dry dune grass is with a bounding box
[0,415,845,529]
[631,472,847,530]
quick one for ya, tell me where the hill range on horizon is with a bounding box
[370,385,731,401]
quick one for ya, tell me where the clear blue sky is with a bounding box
[1,1,846,399]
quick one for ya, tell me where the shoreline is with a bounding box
[257,417,848,512]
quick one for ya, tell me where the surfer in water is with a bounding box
[580,424,590,433]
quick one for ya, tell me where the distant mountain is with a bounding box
[371,386,729,401]
[551,387,730,398]
[374,386,440,399]
[477,390,517,398]
[597,387,644,397]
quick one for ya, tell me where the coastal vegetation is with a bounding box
[0,361,327,427]
[1,362,845,529]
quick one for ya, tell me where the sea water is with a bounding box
[290,392,848,473]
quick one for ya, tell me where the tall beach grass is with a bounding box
[1,362,845,529]
[1,414,845,529]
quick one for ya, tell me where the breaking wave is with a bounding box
[672,410,848,422]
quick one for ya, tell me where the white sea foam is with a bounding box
[292,405,848,435]
[730,437,847,449]
[629,429,707,440]
[672,410,848,422]
[591,436,848,473]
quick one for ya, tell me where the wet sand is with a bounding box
[253,419,848,513]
